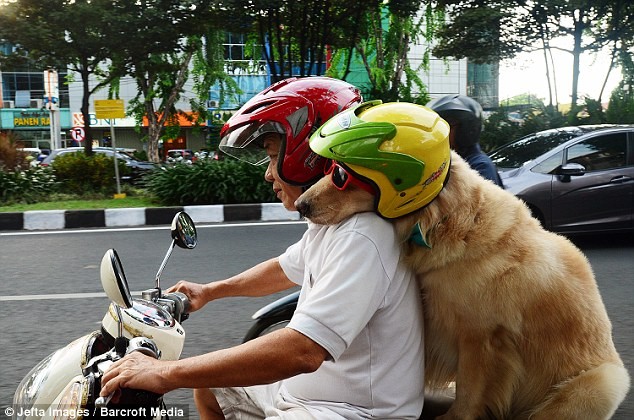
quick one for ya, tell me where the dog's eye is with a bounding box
[331,166,349,189]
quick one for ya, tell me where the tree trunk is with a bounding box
[598,41,618,102]
[570,9,585,111]
[144,49,195,163]
[548,47,560,108]
[80,66,93,155]
[540,36,554,107]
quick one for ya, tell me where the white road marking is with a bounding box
[0,220,306,237]
[0,291,145,301]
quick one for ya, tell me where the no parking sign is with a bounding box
[70,127,85,142]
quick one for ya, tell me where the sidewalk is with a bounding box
[0,203,301,231]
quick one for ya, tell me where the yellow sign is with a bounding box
[14,116,50,127]
[94,99,125,119]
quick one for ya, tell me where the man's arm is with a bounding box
[168,257,297,312]
[100,327,328,397]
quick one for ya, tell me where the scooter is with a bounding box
[12,212,197,420]
[243,291,298,341]
[15,212,451,419]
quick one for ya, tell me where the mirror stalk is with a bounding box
[154,239,177,296]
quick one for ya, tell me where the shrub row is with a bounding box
[144,159,277,206]
[51,152,132,195]
[0,166,57,204]
[1,155,278,206]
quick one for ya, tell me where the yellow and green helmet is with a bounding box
[309,100,451,219]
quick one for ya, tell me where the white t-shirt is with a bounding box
[278,212,424,419]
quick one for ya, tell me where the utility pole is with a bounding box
[44,69,61,149]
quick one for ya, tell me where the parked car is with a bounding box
[195,149,222,161]
[165,149,195,164]
[40,147,157,183]
[17,147,43,166]
[490,125,634,234]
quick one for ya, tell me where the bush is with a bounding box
[480,108,522,151]
[52,152,131,195]
[145,159,277,206]
[0,166,57,204]
[606,85,634,123]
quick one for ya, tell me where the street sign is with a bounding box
[44,69,59,111]
[70,126,85,142]
[94,99,125,197]
[94,99,125,119]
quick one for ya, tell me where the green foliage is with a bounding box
[145,159,276,206]
[434,0,634,109]
[51,152,130,195]
[130,150,149,162]
[481,87,634,152]
[326,2,442,103]
[606,84,634,123]
[234,0,372,80]
[480,108,521,152]
[0,167,57,205]
[481,103,585,151]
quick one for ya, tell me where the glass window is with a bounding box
[231,45,244,61]
[565,133,627,171]
[490,128,582,168]
[532,151,564,174]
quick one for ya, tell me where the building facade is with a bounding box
[1,28,498,155]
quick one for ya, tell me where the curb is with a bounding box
[0,203,301,231]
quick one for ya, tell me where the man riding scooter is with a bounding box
[101,77,431,419]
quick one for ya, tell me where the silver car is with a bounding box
[490,125,634,234]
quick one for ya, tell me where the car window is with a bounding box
[565,133,627,171]
[490,129,581,168]
[532,151,563,174]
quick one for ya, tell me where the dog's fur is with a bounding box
[295,151,630,419]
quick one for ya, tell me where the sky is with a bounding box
[498,46,622,105]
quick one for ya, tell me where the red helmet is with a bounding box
[219,77,362,186]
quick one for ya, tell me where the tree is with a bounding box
[0,0,124,155]
[104,1,221,162]
[433,0,632,113]
[325,1,441,103]
[1,1,224,163]
[606,50,634,124]
[219,0,378,82]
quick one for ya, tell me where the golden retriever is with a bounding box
[295,151,630,419]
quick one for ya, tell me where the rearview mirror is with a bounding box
[171,212,197,249]
[559,163,586,176]
[100,249,133,309]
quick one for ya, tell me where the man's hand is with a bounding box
[167,281,208,312]
[100,352,173,402]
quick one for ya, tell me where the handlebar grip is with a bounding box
[171,291,191,313]
[161,292,190,322]
[95,392,114,408]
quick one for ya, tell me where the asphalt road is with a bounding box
[0,223,632,419]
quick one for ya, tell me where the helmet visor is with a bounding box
[219,121,285,165]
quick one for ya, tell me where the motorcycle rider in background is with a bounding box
[100,77,426,419]
[427,94,504,187]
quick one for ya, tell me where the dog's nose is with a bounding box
[295,199,310,218]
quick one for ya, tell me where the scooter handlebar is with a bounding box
[157,291,190,323]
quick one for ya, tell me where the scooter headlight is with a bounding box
[53,378,89,419]
[13,351,55,415]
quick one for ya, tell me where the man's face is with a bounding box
[263,134,304,211]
